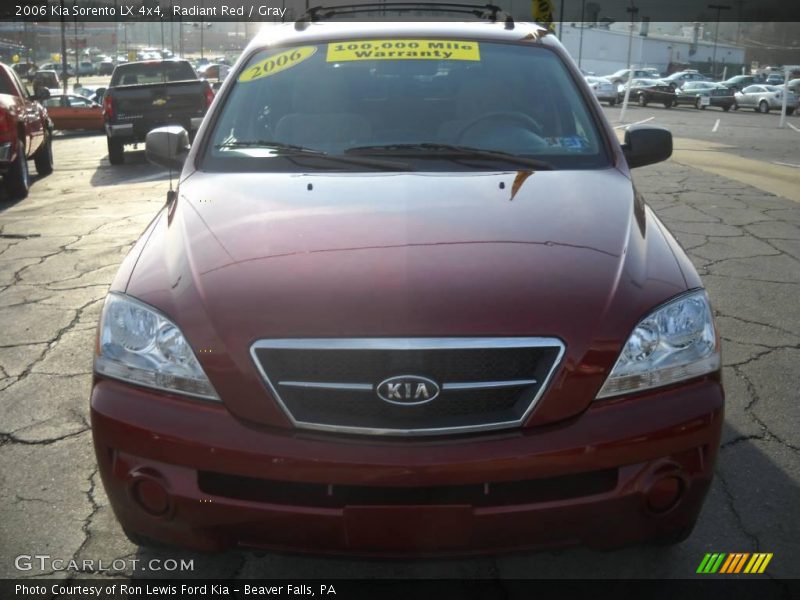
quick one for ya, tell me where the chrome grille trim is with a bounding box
[277,378,539,392]
[250,337,565,437]
[278,381,374,391]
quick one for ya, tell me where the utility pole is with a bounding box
[577,0,586,69]
[708,4,731,79]
[558,0,566,38]
[60,0,68,94]
[619,1,638,123]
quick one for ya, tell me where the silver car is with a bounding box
[585,76,617,105]
[734,85,796,114]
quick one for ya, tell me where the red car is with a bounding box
[0,63,53,200]
[91,16,723,555]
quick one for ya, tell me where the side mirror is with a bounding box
[622,125,672,169]
[145,126,190,171]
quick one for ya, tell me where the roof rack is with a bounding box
[296,3,514,29]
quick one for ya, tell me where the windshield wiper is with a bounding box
[215,140,412,171]
[345,143,554,170]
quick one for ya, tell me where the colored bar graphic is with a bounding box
[719,554,736,574]
[703,552,774,575]
[733,553,750,573]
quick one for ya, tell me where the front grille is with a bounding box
[198,468,617,508]
[251,338,564,436]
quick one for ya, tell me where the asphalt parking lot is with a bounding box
[0,101,798,580]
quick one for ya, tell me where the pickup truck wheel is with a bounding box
[33,131,53,176]
[107,137,124,165]
[5,141,30,200]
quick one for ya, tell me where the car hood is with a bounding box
[125,169,690,430]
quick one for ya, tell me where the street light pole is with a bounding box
[708,4,731,80]
[577,0,586,69]
[619,1,639,123]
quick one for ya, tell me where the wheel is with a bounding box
[695,97,706,110]
[787,107,795,115]
[722,104,731,112]
[637,94,647,107]
[32,130,53,176]
[732,99,738,110]
[758,100,769,114]
[5,140,29,200]
[663,101,672,108]
[107,136,124,165]
[455,111,544,144]
[608,99,616,106]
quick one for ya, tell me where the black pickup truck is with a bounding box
[103,60,213,164]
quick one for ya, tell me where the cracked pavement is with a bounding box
[0,115,798,580]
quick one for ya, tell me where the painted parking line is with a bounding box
[788,122,800,133]
[613,116,655,130]
[772,161,800,169]
[712,119,720,132]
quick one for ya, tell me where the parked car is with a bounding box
[603,67,660,85]
[38,62,75,79]
[658,71,710,90]
[734,85,796,114]
[788,78,800,94]
[32,70,60,91]
[11,62,37,81]
[92,17,723,555]
[622,78,676,107]
[103,59,213,164]
[675,82,735,111]
[42,93,104,131]
[718,75,758,92]
[98,58,115,76]
[0,63,53,199]
[585,76,617,105]
[77,60,96,76]
[765,73,784,86]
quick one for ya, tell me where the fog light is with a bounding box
[131,478,171,516]
[645,475,684,513]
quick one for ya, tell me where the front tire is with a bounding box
[107,137,124,165]
[33,131,53,176]
[637,94,647,107]
[663,101,672,108]
[723,104,731,112]
[608,99,617,107]
[5,140,29,200]
[759,100,769,114]
[695,97,706,110]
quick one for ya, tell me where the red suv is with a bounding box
[91,15,723,555]
[0,63,53,200]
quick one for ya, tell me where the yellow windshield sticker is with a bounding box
[239,46,317,82]
[327,40,480,62]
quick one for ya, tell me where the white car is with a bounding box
[734,85,796,114]
[585,76,617,105]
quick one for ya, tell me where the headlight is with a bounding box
[94,292,220,401]
[596,290,720,399]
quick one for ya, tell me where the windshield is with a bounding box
[203,39,609,172]
[110,61,197,86]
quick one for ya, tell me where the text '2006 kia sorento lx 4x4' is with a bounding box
[90,15,723,555]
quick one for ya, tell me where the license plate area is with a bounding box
[344,505,472,550]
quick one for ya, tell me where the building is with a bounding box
[558,24,746,77]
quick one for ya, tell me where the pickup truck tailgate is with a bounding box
[114,81,207,121]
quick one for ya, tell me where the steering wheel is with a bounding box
[455,111,544,144]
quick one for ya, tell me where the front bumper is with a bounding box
[91,376,723,556]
